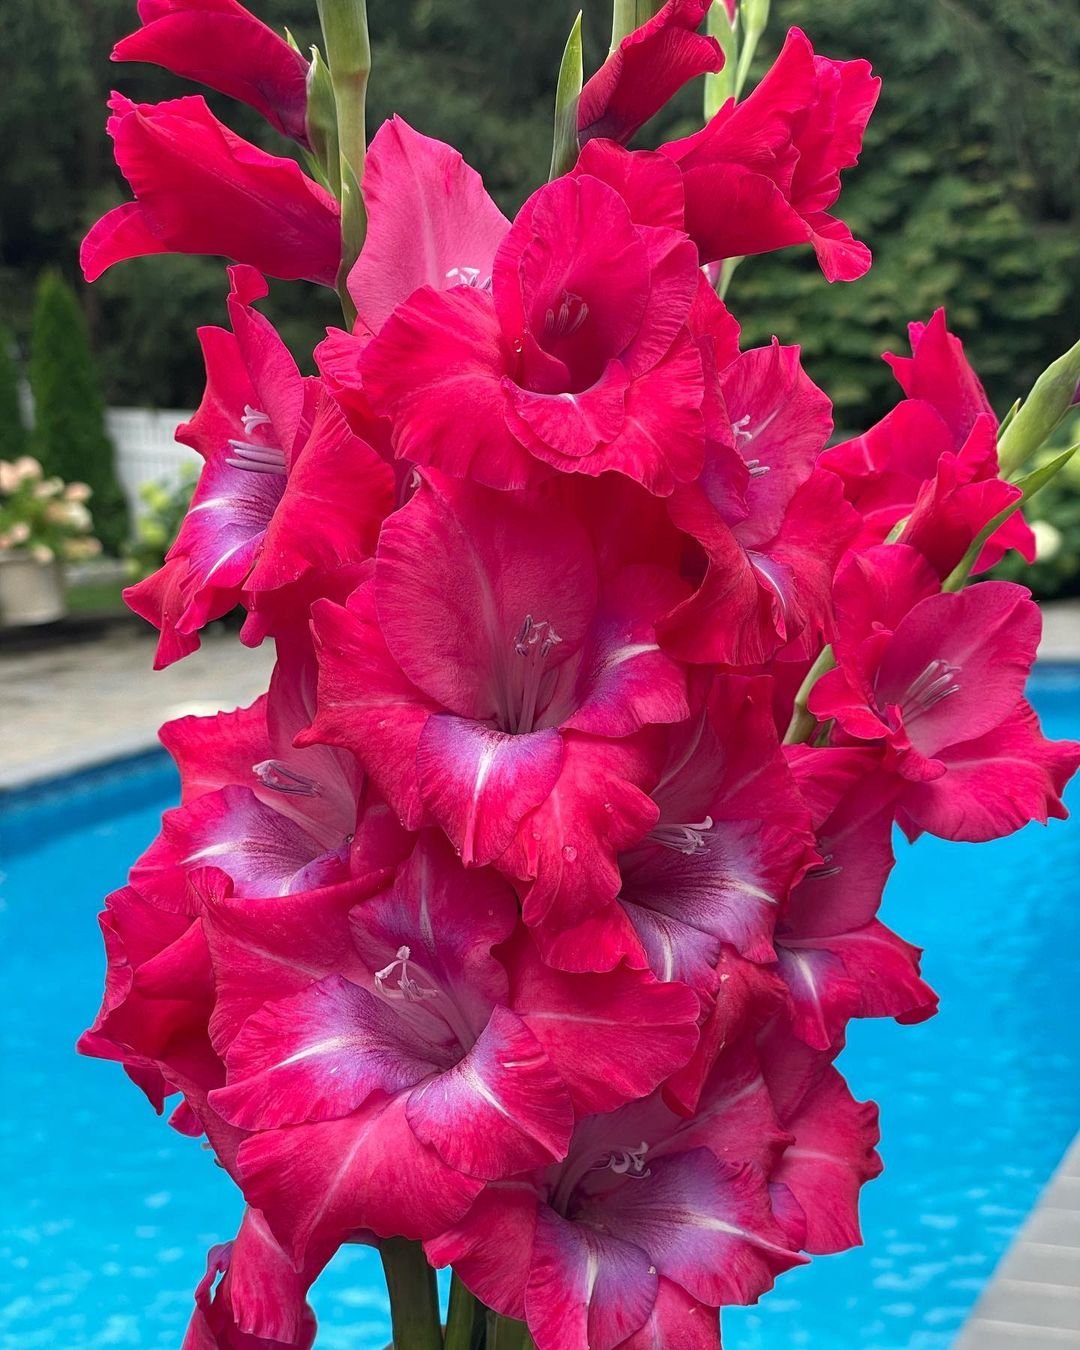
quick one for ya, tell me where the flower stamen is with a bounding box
[902,659,961,722]
[510,615,562,735]
[225,439,288,475]
[647,816,714,855]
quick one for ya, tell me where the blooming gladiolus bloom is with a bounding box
[125,267,393,665]
[81,95,340,284]
[660,341,859,665]
[810,547,1080,841]
[578,0,724,147]
[428,1036,880,1350]
[661,28,879,281]
[361,171,707,494]
[304,471,689,892]
[206,834,698,1259]
[822,309,1035,570]
[113,0,311,144]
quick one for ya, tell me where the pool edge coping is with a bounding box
[954,1132,1080,1348]
[0,730,162,795]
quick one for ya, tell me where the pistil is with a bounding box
[901,659,961,723]
[374,946,439,1002]
[253,759,322,796]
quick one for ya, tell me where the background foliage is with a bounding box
[0,0,1075,459]
[29,271,129,553]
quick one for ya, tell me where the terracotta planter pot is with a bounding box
[0,553,66,627]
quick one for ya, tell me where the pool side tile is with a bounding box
[1001,1243,1080,1288]
[955,1322,1080,1347]
[957,1136,1080,1348]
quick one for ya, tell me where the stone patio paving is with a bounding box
[0,624,274,789]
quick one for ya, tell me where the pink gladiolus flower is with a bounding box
[776,746,938,1048]
[427,1035,880,1350]
[201,833,698,1259]
[81,95,340,284]
[113,0,311,144]
[578,0,724,147]
[660,341,860,665]
[303,471,690,892]
[125,267,393,666]
[528,675,815,977]
[810,546,1080,841]
[361,167,707,494]
[822,309,1035,570]
[660,28,880,281]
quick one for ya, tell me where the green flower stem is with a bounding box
[782,643,836,746]
[379,1239,443,1350]
[486,1310,535,1350]
[315,0,371,325]
[444,1274,483,1350]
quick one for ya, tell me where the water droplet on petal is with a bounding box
[561,844,577,862]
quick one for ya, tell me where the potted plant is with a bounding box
[0,455,101,626]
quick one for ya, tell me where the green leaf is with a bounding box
[943,442,1078,592]
[548,11,583,180]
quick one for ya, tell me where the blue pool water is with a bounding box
[1,668,1078,1350]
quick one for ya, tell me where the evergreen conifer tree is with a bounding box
[29,269,129,553]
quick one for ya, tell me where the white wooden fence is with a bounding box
[106,407,197,520]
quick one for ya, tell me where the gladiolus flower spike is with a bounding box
[79,2,1080,1348]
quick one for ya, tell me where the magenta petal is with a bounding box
[237,1096,484,1259]
[619,1278,721,1350]
[765,1042,882,1255]
[577,0,722,146]
[406,1006,573,1179]
[131,785,346,905]
[361,285,537,488]
[347,116,509,337]
[211,975,436,1130]
[425,1183,541,1322]
[81,201,168,281]
[875,582,1040,758]
[900,699,1080,842]
[565,565,690,737]
[586,1150,806,1307]
[526,1206,658,1350]
[507,935,700,1114]
[112,6,310,143]
[416,716,564,866]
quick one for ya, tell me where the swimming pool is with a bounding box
[2,667,1078,1350]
